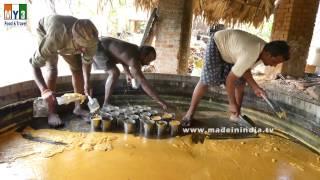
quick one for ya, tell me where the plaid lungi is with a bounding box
[200,36,233,86]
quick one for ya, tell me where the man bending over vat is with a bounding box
[93,37,169,110]
[29,15,99,127]
[182,29,290,127]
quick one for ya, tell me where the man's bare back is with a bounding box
[94,37,168,110]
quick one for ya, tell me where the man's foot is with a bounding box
[101,104,119,112]
[101,103,109,110]
[181,115,193,127]
[48,113,64,128]
[229,114,241,123]
[73,107,90,123]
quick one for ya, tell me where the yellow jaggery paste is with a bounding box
[60,93,86,104]
[0,127,320,180]
[162,113,173,120]
[169,120,181,126]
[91,114,102,121]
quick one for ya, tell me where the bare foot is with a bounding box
[101,103,116,112]
[102,103,112,109]
[48,113,64,128]
[229,114,241,123]
[73,107,90,123]
[101,103,109,110]
[181,115,193,127]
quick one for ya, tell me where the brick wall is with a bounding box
[154,0,184,74]
[269,0,320,77]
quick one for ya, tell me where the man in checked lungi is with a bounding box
[182,28,290,127]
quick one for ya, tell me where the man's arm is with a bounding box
[30,36,60,107]
[32,65,49,93]
[30,24,65,103]
[122,64,133,79]
[82,63,92,96]
[130,64,168,110]
[31,62,56,111]
[242,69,266,97]
[242,69,259,89]
[82,43,98,96]
[30,35,60,93]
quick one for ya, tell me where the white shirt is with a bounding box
[214,29,266,77]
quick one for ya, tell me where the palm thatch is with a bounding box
[135,0,276,27]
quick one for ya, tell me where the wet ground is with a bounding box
[0,106,320,180]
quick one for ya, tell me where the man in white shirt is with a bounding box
[182,29,290,127]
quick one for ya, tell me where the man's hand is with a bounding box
[123,64,133,80]
[42,89,56,109]
[82,63,92,96]
[229,103,240,117]
[127,73,134,80]
[158,100,168,111]
[126,75,132,86]
[42,89,54,100]
[84,84,91,96]
[253,86,266,98]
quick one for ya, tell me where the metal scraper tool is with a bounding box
[261,94,287,119]
[87,96,100,113]
[21,133,67,145]
[238,115,256,127]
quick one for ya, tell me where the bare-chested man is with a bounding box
[93,37,168,110]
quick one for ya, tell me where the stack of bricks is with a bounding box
[270,0,320,77]
[154,0,184,74]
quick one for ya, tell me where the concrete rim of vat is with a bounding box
[0,73,319,154]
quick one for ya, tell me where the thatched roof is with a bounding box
[135,0,276,27]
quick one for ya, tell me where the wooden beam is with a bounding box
[177,0,193,75]
[140,8,158,46]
